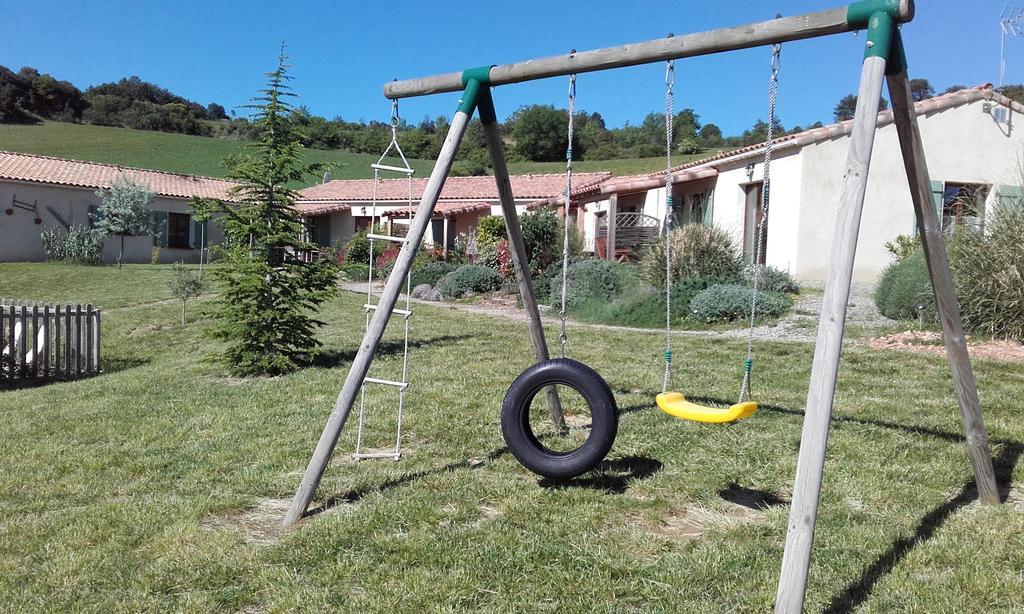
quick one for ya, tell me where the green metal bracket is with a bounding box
[885,28,909,75]
[456,65,494,116]
[862,10,894,60]
[846,0,902,28]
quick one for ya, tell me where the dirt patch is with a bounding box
[202,498,292,545]
[867,330,1024,363]
[643,500,772,541]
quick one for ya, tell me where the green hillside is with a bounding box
[0,122,436,180]
[0,121,714,181]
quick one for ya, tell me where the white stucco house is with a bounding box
[294,172,610,254]
[573,84,1024,282]
[0,151,237,263]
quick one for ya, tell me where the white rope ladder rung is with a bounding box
[366,233,406,243]
[363,376,410,389]
[364,304,413,318]
[371,163,416,175]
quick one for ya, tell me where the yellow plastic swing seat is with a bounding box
[656,392,758,424]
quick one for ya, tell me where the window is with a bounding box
[167,212,191,249]
[743,182,767,264]
[670,186,713,227]
[941,183,988,233]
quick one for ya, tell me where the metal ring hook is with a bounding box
[390,99,401,128]
[665,60,675,88]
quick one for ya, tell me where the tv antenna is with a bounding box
[1000,3,1024,87]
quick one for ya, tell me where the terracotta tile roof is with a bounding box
[388,201,492,218]
[0,151,242,201]
[598,84,1013,195]
[295,172,611,216]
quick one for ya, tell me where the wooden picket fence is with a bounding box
[0,299,101,386]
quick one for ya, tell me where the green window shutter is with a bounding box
[930,180,944,217]
[152,210,169,247]
[702,187,715,226]
[996,185,1023,210]
[189,218,203,249]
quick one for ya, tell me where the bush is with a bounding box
[40,224,104,265]
[948,201,1024,340]
[475,216,506,268]
[874,251,935,321]
[410,261,456,288]
[521,209,562,274]
[743,264,800,295]
[884,233,920,262]
[339,263,370,281]
[639,224,742,287]
[375,247,400,278]
[551,259,640,310]
[343,226,385,264]
[689,283,791,323]
[438,264,503,298]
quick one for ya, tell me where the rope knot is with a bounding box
[744,358,753,372]
[665,350,673,363]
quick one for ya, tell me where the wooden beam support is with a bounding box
[775,54,889,614]
[886,64,999,505]
[606,193,618,262]
[479,88,566,430]
[384,2,914,99]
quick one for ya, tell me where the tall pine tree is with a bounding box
[195,47,336,376]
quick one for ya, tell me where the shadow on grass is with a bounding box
[718,482,789,510]
[538,455,663,494]
[1,356,150,391]
[672,393,1024,613]
[823,441,1023,614]
[311,334,473,369]
[307,411,661,518]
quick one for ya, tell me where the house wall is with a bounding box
[711,151,804,275]
[0,180,222,264]
[796,99,1024,282]
[327,210,354,249]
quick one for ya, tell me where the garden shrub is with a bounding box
[475,216,506,267]
[948,201,1024,339]
[438,264,502,298]
[375,247,400,278]
[874,251,935,321]
[40,224,104,265]
[410,261,456,288]
[343,226,385,264]
[339,263,370,281]
[521,209,561,274]
[884,233,920,262]
[689,283,791,323]
[639,224,743,287]
[551,259,640,310]
[743,264,800,295]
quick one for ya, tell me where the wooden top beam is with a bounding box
[383,1,913,99]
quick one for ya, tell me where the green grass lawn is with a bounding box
[1,264,1022,611]
[0,121,713,181]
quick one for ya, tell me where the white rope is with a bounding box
[662,59,675,394]
[738,42,781,404]
[356,99,414,460]
[558,70,576,358]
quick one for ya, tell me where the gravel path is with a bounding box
[339,281,890,344]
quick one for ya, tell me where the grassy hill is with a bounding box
[0,121,716,181]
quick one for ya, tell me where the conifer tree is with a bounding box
[194,47,336,376]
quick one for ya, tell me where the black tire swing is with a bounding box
[501,359,618,479]
[501,71,618,479]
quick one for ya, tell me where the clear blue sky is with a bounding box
[1,0,1018,136]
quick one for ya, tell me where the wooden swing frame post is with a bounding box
[478,87,567,430]
[287,2,998,611]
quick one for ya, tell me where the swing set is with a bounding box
[285,2,1001,610]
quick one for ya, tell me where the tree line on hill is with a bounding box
[2,65,1020,171]
[0,65,227,135]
